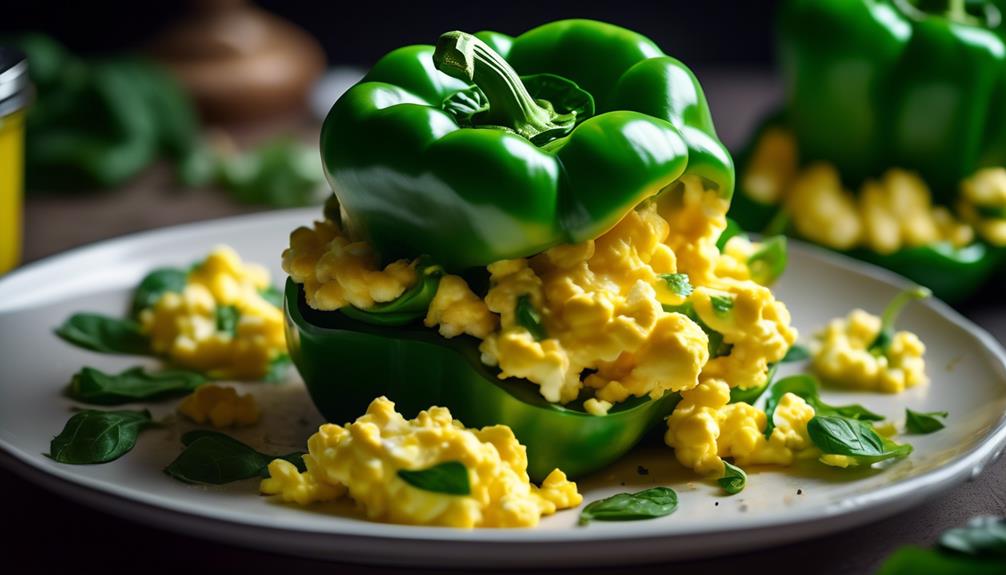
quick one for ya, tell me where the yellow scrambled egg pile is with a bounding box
[744,128,981,252]
[178,384,260,428]
[139,246,286,380]
[959,168,1006,246]
[286,176,797,413]
[811,309,927,393]
[664,379,817,475]
[260,396,582,528]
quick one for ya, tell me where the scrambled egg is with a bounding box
[663,379,816,475]
[178,384,260,428]
[260,396,582,528]
[959,168,1006,246]
[745,130,974,253]
[811,309,927,393]
[287,176,797,411]
[139,246,286,380]
[282,218,416,311]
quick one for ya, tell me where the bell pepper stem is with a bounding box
[867,285,931,355]
[433,31,573,141]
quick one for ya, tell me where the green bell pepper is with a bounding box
[285,279,680,481]
[777,0,1006,201]
[321,19,733,271]
[728,0,1006,302]
[732,114,1005,303]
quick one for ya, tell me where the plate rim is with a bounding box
[1,208,1005,554]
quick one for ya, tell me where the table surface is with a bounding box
[6,70,1006,574]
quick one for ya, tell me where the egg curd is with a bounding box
[664,379,819,475]
[260,396,581,528]
[743,128,981,252]
[959,168,1006,246]
[811,309,927,393]
[178,384,260,428]
[286,176,797,413]
[139,246,286,380]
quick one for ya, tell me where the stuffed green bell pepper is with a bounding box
[285,20,798,481]
[730,0,1006,302]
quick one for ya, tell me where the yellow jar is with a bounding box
[0,49,28,274]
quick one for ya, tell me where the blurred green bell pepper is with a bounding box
[321,19,733,271]
[778,0,1006,201]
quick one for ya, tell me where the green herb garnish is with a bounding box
[55,313,150,355]
[397,461,471,496]
[68,366,205,405]
[49,409,153,464]
[214,304,241,336]
[264,354,293,384]
[710,294,734,316]
[747,235,787,286]
[131,267,187,317]
[515,294,548,341]
[718,461,746,495]
[867,286,931,356]
[165,430,305,485]
[763,375,882,438]
[807,415,912,464]
[877,516,1006,574]
[905,408,948,434]
[658,273,693,297]
[259,285,284,308]
[781,344,810,363]
[578,486,678,526]
[940,516,1006,558]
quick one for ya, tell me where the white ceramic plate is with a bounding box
[2,209,1005,568]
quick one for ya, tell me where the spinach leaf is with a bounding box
[905,408,948,434]
[264,354,293,383]
[214,304,240,336]
[867,286,930,355]
[807,415,912,464]
[397,461,470,496]
[658,273,693,297]
[131,267,187,316]
[718,461,746,495]
[716,218,743,252]
[763,374,882,439]
[259,285,284,308]
[939,516,1006,558]
[55,313,150,355]
[49,409,152,464]
[747,235,787,286]
[878,517,1006,574]
[578,486,678,526]
[165,430,305,484]
[710,295,734,316]
[781,344,810,363]
[515,294,548,341]
[68,366,205,405]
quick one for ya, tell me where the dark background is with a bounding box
[0,0,779,70]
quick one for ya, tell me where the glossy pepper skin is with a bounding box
[733,114,1005,303]
[778,0,1006,202]
[321,19,733,271]
[730,1,1006,302]
[285,279,680,481]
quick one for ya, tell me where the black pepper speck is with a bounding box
[636,465,649,476]
[797,489,803,495]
